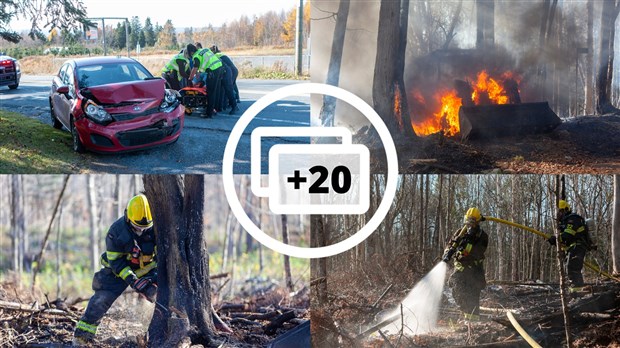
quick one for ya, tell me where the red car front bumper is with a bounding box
[75,104,185,153]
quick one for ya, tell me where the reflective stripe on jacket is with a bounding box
[193,48,223,72]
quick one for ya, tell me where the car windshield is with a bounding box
[76,62,153,88]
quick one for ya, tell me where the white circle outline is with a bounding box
[222,83,398,258]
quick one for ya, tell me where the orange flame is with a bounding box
[412,90,461,136]
[411,70,517,137]
[472,70,509,105]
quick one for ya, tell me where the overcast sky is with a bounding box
[12,0,300,31]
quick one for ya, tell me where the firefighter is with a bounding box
[161,44,197,90]
[188,45,224,117]
[73,194,157,345]
[211,45,240,112]
[443,207,489,321]
[547,200,596,293]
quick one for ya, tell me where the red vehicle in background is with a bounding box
[49,56,184,153]
[0,55,21,89]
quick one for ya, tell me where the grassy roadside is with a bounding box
[18,46,310,80]
[0,111,84,173]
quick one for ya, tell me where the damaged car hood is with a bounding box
[82,79,166,104]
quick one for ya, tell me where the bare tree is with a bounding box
[281,215,294,292]
[373,0,409,136]
[86,175,99,274]
[319,0,350,127]
[10,175,25,278]
[32,175,71,290]
[143,175,215,346]
[595,0,620,114]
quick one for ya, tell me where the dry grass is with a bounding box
[19,46,296,76]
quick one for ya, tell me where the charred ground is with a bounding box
[0,277,309,348]
[310,257,620,347]
[363,115,620,174]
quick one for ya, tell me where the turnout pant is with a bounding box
[449,263,486,316]
[74,268,128,339]
[566,244,587,287]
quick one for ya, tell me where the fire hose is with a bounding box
[506,310,542,348]
[485,216,620,283]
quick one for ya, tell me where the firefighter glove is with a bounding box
[143,283,157,303]
[132,277,152,292]
[547,235,557,246]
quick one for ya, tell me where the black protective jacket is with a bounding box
[454,225,488,267]
[99,216,156,285]
[558,212,589,250]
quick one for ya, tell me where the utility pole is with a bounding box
[102,18,106,56]
[126,19,130,57]
[295,0,303,76]
[87,17,129,57]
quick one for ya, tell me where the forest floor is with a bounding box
[365,115,620,174]
[0,277,309,347]
[311,262,620,347]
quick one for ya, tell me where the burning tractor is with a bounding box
[407,49,561,140]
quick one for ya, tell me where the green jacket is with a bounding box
[192,48,223,72]
[162,52,190,80]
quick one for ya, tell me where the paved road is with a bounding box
[0,75,310,174]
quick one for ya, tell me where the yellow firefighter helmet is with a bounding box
[558,200,570,211]
[126,194,153,228]
[464,207,482,224]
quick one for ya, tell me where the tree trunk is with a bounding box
[281,215,294,292]
[555,175,574,348]
[320,0,350,127]
[86,175,99,274]
[612,175,620,275]
[32,175,70,291]
[143,175,215,347]
[311,215,328,305]
[476,0,495,49]
[596,0,620,114]
[10,175,25,277]
[585,0,594,114]
[373,0,404,136]
[395,0,416,138]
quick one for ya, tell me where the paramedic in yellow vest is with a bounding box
[211,45,239,114]
[161,44,197,90]
[188,46,224,117]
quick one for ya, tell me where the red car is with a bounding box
[49,56,184,153]
[0,55,20,89]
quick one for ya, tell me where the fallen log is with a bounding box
[0,300,71,316]
[264,311,296,335]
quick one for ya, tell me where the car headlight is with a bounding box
[160,89,180,112]
[84,100,112,123]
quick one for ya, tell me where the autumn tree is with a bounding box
[156,20,178,50]
[281,2,310,45]
[143,175,215,346]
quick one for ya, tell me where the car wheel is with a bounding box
[8,83,18,90]
[70,117,85,153]
[49,99,63,129]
